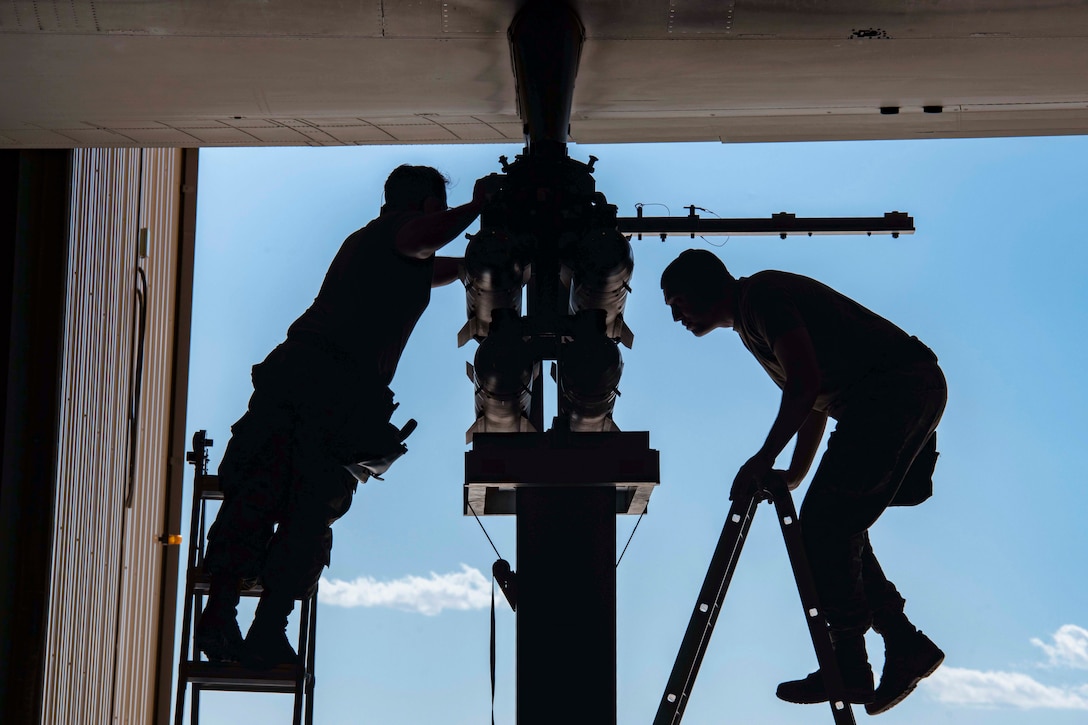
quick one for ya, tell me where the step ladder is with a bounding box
[174,430,319,725]
[654,475,856,725]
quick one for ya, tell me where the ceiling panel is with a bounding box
[2,1,1087,147]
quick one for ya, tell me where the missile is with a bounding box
[559,323,623,433]
[458,228,531,347]
[565,227,635,347]
[465,315,538,443]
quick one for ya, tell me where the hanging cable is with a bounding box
[468,500,514,725]
[689,205,732,247]
[125,265,147,508]
[617,507,639,566]
[468,500,503,560]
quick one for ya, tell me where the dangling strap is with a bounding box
[491,572,498,725]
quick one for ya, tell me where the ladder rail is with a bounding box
[767,482,855,725]
[653,493,759,725]
[174,443,211,725]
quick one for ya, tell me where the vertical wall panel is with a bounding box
[42,148,183,725]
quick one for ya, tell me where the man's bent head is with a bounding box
[383,165,449,213]
[661,249,734,335]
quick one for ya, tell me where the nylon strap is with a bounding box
[491,566,498,725]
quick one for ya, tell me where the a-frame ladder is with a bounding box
[654,477,857,725]
[174,430,319,725]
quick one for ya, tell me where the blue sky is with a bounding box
[179,136,1088,724]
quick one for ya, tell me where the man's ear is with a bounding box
[422,196,445,214]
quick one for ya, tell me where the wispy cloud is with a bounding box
[318,564,491,616]
[1032,624,1088,669]
[923,667,1088,710]
[920,625,1088,710]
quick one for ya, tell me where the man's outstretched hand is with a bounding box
[473,173,504,204]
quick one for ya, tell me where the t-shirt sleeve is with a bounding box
[744,278,806,348]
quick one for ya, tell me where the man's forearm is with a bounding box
[785,408,827,486]
[758,382,819,466]
[431,256,463,288]
[396,199,483,259]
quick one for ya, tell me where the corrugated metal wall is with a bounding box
[42,148,183,725]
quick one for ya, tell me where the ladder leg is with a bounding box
[176,463,209,725]
[305,590,318,725]
[766,481,856,725]
[292,595,308,725]
[654,492,760,725]
[173,678,187,725]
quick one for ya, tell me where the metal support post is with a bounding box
[516,485,616,725]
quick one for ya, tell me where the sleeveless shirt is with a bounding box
[286,210,434,386]
[733,271,931,414]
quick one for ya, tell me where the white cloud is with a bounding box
[922,667,1088,710]
[1032,625,1088,669]
[921,625,1088,710]
[318,564,491,616]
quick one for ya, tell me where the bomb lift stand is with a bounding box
[654,475,856,725]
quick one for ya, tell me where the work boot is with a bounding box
[242,592,298,670]
[776,635,875,705]
[194,579,244,663]
[866,629,944,715]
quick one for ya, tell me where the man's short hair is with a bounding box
[384,165,449,211]
[660,249,732,310]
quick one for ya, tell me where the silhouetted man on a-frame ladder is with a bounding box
[662,249,945,715]
[196,165,501,668]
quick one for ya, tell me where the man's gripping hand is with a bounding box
[730,451,776,501]
[473,173,504,204]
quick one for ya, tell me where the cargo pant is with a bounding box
[204,341,397,600]
[801,348,947,639]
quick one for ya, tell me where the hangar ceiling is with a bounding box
[2,0,1087,148]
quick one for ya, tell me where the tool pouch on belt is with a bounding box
[344,418,418,484]
[890,431,938,506]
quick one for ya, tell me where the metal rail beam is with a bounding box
[618,211,914,239]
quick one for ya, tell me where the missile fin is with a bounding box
[466,417,483,444]
[618,319,635,349]
[457,320,477,348]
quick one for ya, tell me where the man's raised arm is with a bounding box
[395,174,503,260]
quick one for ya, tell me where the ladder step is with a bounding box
[182,661,308,692]
[188,569,264,596]
[195,474,223,500]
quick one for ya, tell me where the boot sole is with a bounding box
[865,650,944,715]
[776,678,875,705]
[776,689,876,706]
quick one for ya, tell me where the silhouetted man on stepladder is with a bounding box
[661,249,946,715]
[196,165,502,668]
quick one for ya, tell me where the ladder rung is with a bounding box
[183,661,307,692]
[196,474,223,500]
[188,569,264,596]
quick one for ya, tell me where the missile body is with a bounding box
[459,228,532,346]
[466,321,537,442]
[565,228,634,347]
[559,329,623,432]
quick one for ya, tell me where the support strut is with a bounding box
[508,1,585,150]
